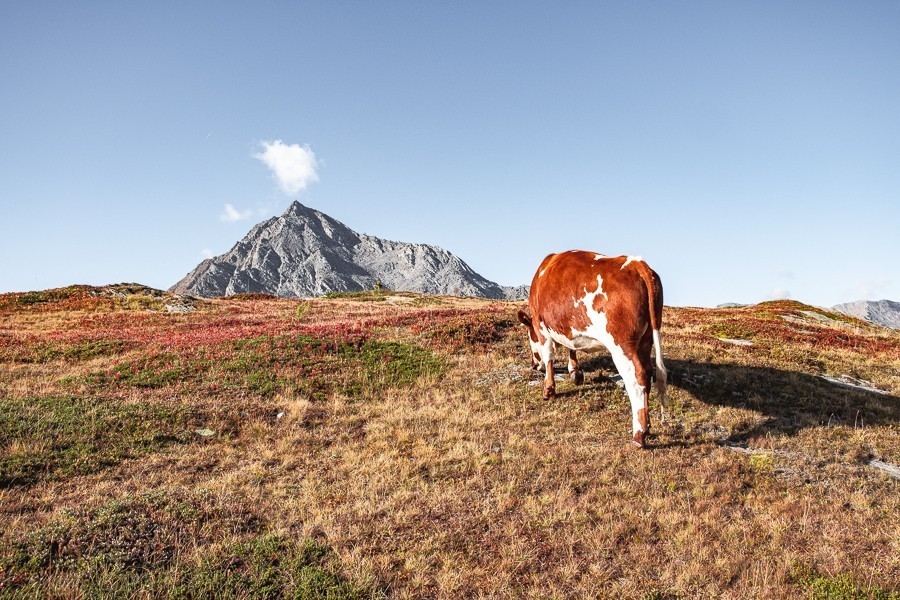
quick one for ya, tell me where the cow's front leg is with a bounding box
[568,350,584,385]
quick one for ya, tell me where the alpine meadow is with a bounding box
[0,285,897,597]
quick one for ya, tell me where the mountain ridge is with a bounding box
[832,299,900,329]
[171,202,527,300]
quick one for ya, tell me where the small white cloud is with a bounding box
[220,203,252,222]
[254,139,319,195]
[200,248,214,259]
[764,288,791,301]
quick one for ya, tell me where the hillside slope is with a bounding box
[171,201,526,300]
[1,289,897,597]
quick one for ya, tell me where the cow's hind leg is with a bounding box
[608,344,652,448]
[568,350,584,385]
[636,331,656,438]
[538,336,557,399]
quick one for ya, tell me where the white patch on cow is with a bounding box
[564,279,648,434]
[535,321,556,368]
[528,334,544,368]
[539,268,546,278]
[621,255,643,269]
[593,254,606,260]
[589,274,609,301]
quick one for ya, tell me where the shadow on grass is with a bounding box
[664,358,899,442]
[542,354,898,443]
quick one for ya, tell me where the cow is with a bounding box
[516,250,668,448]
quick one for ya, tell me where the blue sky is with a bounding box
[1,2,898,307]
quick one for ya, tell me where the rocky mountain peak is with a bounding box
[171,203,528,300]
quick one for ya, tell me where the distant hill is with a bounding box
[832,299,900,329]
[171,201,528,300]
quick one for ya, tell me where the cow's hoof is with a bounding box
[632,431,646,448]
[572,370,584,386]
[543,386,556,400]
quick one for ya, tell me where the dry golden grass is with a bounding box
[0,288,897,598]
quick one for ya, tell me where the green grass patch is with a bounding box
[792,566,898,599]
[0,396,192,488]
[333,339,446,397]
[68,354,202,390]
[0,286,89,309]
[25,339,133,364]
[1,498,364,598]
[167,534,366,599]
[120,295,166,311]
[3,339,131,364]
[59,339,131,361]
[702,321,756,340]
[227,334,445,398]
[0,491,332,598]
[66,335,445,402]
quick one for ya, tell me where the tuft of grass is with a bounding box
[0,396,192,488]
[295,301,311,319]
[748,452,775,473]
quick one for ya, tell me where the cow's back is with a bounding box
[529,250,650,343]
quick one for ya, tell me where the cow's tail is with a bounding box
[636,262,669,413]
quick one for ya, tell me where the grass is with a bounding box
[0,396,193,488]
[0,285,898,597]
[324,289,393,301]
[792,566,898,599]
[0,490,363,598]
[63,334,445,402]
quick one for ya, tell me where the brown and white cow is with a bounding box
[517,250,668,448]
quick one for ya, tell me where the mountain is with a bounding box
[171,202,527,300]
[832,299,900,329]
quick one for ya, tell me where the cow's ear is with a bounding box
[517,308,533,328]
